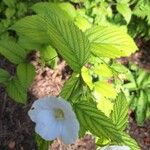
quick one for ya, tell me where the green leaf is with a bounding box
[33,2,76,20]
[3,0,16,7]
[35,3,90,71]
[97,97,113,117]
[6,77,27,104]
[74,101,122,142]
[32,2,71,20]
[0,40,26,64]
[81,66,93,90]
[133,0,150,25]
[12,6,90,71]
[136,90,148,125]
[0,68,10,84]
[136,70,149,86]
[116,0,130,3]
[44,10,90,72]
[121,133,140,150]
[5,8,15,19]
[123,82,137,91]
[11,15,49,46]
[94,81,117,99]
[86,26,137,58]
[18,36,43,50]
[40,45,58,68]
[93,63,113,78]
[75,16,92,31]
[96,136,111,146]
[17,63,36,88]
[16,2,27,17]
[129,96,138,111]
[58,2,77,19]
[60,74,81,100]
[111,92,128,131]
[116,3,131,23]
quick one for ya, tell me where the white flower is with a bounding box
[28,96,79,144]
[101,145,130,150]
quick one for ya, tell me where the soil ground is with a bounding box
[0,39,150,150]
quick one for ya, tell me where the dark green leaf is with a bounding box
[60,74,81,101]
[3,0,16,7]
[0,68,10,84]
[18,36,43,50]
[40,45,58,68]
[11,15,49,46]
[6,77,27,104]
[17,63,36,88]
[0,40,26,64]
[5,8,15,19]
[74,101,122,142]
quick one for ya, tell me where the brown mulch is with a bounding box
[130,38,150,71]
[128,112,150,150]
[0,88,36,150]
[51,135,95,150]
[0,39,150,150]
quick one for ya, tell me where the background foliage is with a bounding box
[0,0,150,149]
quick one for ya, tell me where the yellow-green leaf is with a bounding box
[86,26,138,58]
[81,66,93,90]
[111,92,128,131]
[94,81,117,99]
[97,97,113,117]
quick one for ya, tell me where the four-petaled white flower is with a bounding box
[28,96,79,144]
[101,145,130,150]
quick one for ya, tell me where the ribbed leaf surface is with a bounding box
[60,75,80,101]
[17,63,36,88]
[111,92,128,131]
[0,68,10,84]
[12,4,90,72]
[86,26,137,58]
[43,11,90,71]
[32,2,70,20]
[0,40,26,64]
[121,133,140,150]
[11,15,49,45]
[74,101,122,142]
[6,78,27,104]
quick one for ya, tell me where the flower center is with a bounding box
[54,108,64,120]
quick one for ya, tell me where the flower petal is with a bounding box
[28,96,80,144]
[60,117,79,144]
[28,97,53,122]
[28,96,74,122]
[47,97,73,112]
[35,110,60,141]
